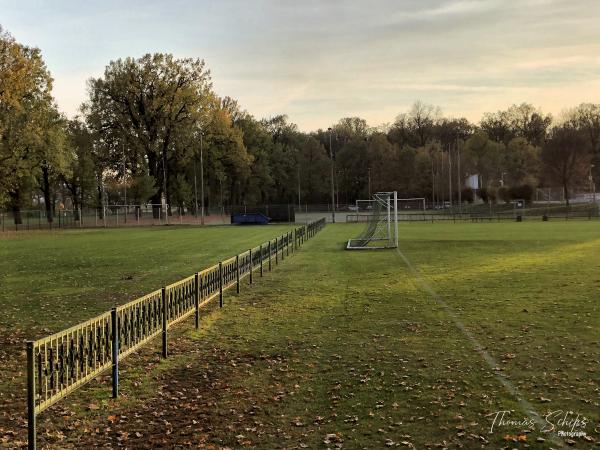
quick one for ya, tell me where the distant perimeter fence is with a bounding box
[348,201,600,223]
[1,204,339,231]
[25,218,326,450]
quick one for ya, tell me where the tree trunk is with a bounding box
[72,196,81,221]
[42,165,53,223]
[9,190,22,225]
[97,184,105,219]
[563,182,570,208]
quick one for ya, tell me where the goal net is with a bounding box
[347,192,398,249]
[397,197,425,211]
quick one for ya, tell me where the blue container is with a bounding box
[231,212,270,225]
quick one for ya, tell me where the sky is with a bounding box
[1,0,600,131]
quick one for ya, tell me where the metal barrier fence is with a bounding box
[25,217,326,449]
[347,203,600,223]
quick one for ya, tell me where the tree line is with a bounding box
[2,26,600,223]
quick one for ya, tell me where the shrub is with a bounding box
[479,187,497,204]
[461,187,475,203]
[498,186,511,203]
[508,184,534,203]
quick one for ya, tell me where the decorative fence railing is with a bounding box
[26,217,326,449]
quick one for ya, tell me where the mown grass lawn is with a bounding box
[0,225,293,335]
[3,221,600,449]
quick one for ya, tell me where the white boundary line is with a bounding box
[394,246,565,447]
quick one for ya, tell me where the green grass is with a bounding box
[2,222,600,448]
[0,225,292,336]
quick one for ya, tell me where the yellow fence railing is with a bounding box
[26,218,326,449]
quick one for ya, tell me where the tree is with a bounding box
[481,103,552,146]
[541,125,591,206]
[62,119,100,217]
[565,103,600,182]
[85,53,213,216]
[434,117,474,149]
[461,131,504,189]
[564,103,600,153]
[297,136,329,203]
[503,137,540,187]
[38,107,69,222]
[0,27,68,221]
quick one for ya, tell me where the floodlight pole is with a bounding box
[122,143,127,223]
[297,165,301,212]
[368,167,372,198]
[328,127,335,223]
[448,146,452,208]
[193,151,198,218]
[457,141,462,214]
[200,131,205,226]
[590,164,596,212]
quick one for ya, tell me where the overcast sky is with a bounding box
[1,0,599,130]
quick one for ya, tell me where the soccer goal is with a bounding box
[346,191,398,249]
[397,197,426,211]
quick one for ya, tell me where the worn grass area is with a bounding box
[4,222,600,448]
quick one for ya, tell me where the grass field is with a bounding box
[1,222,600,448]
[0,224,293,335]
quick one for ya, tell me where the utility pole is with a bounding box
[589,164,596,215]
[328,127,335,223]
[219,177,223,215]
[368,167,372,198]
[193,149,198,218]
[431,157,435,208]
[439,151,446,209]
[122,142,127,223]
[457,142,462,214]
[448,146,452,208]
[297,165,301,211]
[162,150,167,220]
[200,131,205,225]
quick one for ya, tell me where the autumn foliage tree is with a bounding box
[0,27,69,222]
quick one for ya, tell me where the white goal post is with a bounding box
[346,191,398,249]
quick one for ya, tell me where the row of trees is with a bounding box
[2,26,600,223]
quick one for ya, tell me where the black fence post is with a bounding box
[162,287,168,358]
[281,235,285,261]
[268,241,272,271]
[27,341,36,450]
[249,249,253,285]
[287,232,290,256]
[275,238,279,265]
[260,244,264,277]
[236,255,240,293]
[111,307,119,398]
[194,273,200,329]
[219,262,223,307]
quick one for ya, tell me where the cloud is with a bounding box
[1,0,599,130]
